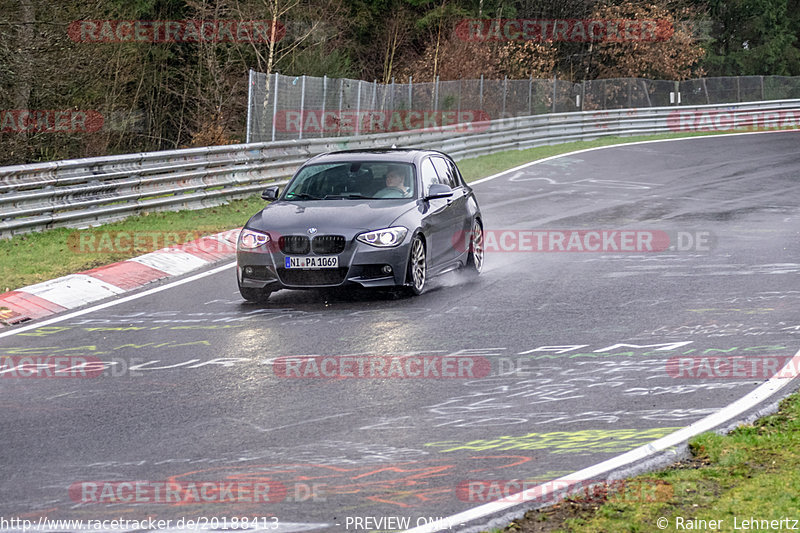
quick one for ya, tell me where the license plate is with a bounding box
[285,256,339,269]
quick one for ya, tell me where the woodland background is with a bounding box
[1,0,799,164]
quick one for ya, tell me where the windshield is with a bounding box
[282,161,416,200]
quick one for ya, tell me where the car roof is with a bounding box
[304,148,451,165]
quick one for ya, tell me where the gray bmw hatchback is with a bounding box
[236,149,483,302]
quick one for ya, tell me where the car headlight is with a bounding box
[239,228,270,249]
[357,226,408,248]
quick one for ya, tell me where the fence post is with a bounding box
[503,76,509,117]
[371,79,377,110]
[320,75,327,138]
[581,80,586,111]
[528,74,533,115]
[736,76,740,102]
[298,75,306,140]
[760,75,765,100]
[271,72,279,142]
[627,78,633,108]
[457,79,462,116]
[551,76,556,113]
[434,75,440,111]
[337,80,344,137]
[246,69,253,143]
[355,81,362,136]
[408,75,413,110]
[390,76,395,113]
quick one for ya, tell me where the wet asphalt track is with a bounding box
[1,131,799,532]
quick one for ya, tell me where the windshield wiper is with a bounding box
[323,194,371,199]
[285,192,322,200]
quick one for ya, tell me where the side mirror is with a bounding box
[261,186,280,201]
[425,183,454,200]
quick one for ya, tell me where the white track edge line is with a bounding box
[403,348,800,533]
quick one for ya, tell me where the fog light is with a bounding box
[381,265,393,274]
[244,266,254,276]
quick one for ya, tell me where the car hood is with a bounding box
[247,199,416,235]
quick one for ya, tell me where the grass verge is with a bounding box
[0,196,263,292]
[487,389,800,533]
[0,128,790,291]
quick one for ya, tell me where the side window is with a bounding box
[420,158,438,195]
[447,158,465,187]
[431,157,457,188]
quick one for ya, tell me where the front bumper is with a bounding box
[237,235,411,290]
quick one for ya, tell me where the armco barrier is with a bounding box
[1,99,799,237]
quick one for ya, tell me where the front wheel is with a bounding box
[239,285,272,303]
[405,235,427,295]
[463,218,484,276]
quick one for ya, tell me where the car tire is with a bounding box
[405,235,427,296]
[463,218,484,276]
[239,285,272,303]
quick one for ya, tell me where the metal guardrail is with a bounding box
[2,99,799,237]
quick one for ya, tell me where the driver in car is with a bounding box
[374,166,410,198]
